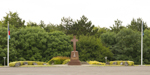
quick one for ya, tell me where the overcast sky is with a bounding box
[0,0,150,28]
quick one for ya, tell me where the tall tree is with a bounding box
[60,17,74,34]
[1,11,25,28]
[0,21,2,27]
[110,19,125,33]
[44,23,61,32]
[77,35,113,61]
[94,26,110,38]
[127,18,148,32]
[67,15,97,36]
[26,21,38,27]
[39,20,46,28]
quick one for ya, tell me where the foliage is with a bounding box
[1,11,150,65]
[101,28,142,64]
[61,15,97,36]
[26,21,38,27]
[77,35,113,62]
[9,62,17,67]
[48,56,69,64]
[114,28,141,64]
[110,19,125,33]
[93,27,110,38]
[87,61,105,65]
[100,31,117,48]
[9,61,48,67]
[143,29,150,64]
[62,59,70,64]
[44,23,61,32]
[127,18,148,32]
[1,11,25,28]
[109,61,134,66]
[0,27,72,65]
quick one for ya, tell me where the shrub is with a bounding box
[62,59,70,64]
[109,61,134,66]
[127,61,134,66]
[9,61,49,67]
[9,62,16,67]
[87,61,105,65]
[48,56,69,65]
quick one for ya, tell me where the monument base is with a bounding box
[68,51,81,65]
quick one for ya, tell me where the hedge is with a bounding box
[110,61,134,66]
[87,61,105,65]
[48,56,69,65]
[9,61,49,67]
[62,59,70,64]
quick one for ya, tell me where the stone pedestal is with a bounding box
[68,51,81,65]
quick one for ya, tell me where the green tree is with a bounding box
[39,20,46,28]
[0,21,2,27]
[94,26,110,38]
[77,35,113,62]
[127,18,148,32]
[114,28,141,64]
[44,23,61,32]
[0,27,73,65]
[1,11,25,28]
[60,17,74,34]
[63,15,97,36]
[143,29,150,64]
[26,21,38,27]
[100,31,117,48]
[110,19,125,33]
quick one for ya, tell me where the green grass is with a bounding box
[20,65,52,67]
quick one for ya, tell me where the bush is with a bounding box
[109,61,134,66]
[62,59,70,64]
[9,62,16,67]
[48,56,69,65]
[127,61,134,66]
[9,61,49,67]
[87,61,105,65]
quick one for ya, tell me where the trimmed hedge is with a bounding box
[9,62,17,67]
[62,59,70,64]
[87,61,105,65]
[9,61,49,67]
[48,56,69,65]
[110,61,134,66]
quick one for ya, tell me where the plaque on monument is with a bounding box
[68,36,81,65]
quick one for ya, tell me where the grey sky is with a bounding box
[0,0,150,28]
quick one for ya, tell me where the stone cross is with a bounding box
[71,36,78,51]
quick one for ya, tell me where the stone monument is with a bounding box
[68,36,81,65]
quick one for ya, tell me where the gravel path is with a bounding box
[0,66,150,75]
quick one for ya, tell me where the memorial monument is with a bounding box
[68,36,81,65]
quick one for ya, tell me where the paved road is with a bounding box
[0,66,150,75]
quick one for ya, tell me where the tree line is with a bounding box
[0,11,150,65]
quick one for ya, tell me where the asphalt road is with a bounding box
[0,66,150,75]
